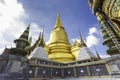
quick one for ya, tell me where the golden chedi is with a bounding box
[47,13,75,63]
[71,39,80,59]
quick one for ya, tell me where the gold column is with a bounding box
[118,10,120,18]
[73,67,77,77]
[61,67,64,78]
[105,63,112,76]
[87,66,91,76]
[34,59,38,78]
[51,65,52,78]
[34,67,38,78]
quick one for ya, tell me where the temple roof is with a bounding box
[77,47,97,61]
[28,47,50,60]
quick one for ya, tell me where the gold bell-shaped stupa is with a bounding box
[47,13,75,63]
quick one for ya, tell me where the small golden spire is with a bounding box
[74,39,77,43]
[79,29,87,47]
[73,38,80,46]
[54,12,63,28]
[73,39,77,46]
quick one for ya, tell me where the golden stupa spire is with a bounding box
[54,12,63,28]
[47,13,75,63]
[79,29,87,47]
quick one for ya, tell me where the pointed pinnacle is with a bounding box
[19,24,30,40]
[78,29,86,47]
[38,27,45,47]
[54,12,63,28]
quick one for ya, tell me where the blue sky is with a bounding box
[0,0,108,58]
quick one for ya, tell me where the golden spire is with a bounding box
[73,38,80,46]
[54,12,63,28]
[79,29,87,47]
[47,13,75,62]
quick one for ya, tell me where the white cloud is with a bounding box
[0,0,40,54]
[0,0,27,54]
[30,23,42,44]
[71,38,80,43]
[86,35,99,47]
[88,27,98,35]
[86,27,99,47]
[100,54,110,58]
